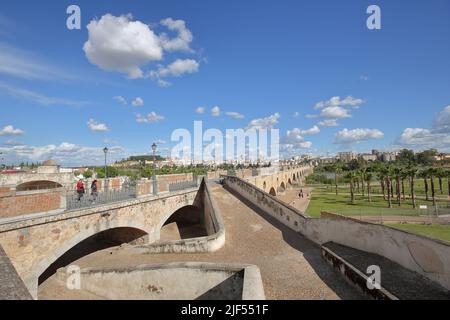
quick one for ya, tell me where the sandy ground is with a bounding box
[38,183,364,300]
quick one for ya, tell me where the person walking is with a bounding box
[76,179,85,201]
[90,179,98,203]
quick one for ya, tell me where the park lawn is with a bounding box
[385,223,450,243]
[309,177,449,199]
[305,187,449,218]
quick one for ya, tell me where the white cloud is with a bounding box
[0,81,89,107]
[433,105,450,133]
[360,75,369,81]
[0,142,125,165]
[136,112,165,123]
[397,128,450,150]
[320,106,352,119]
[334,128,384,144]
[0,42,71,81]
[225,111,245,119]
[114,96,127,105]
[246,113,280,130]
[300,125,320,136]
[154,139,166,144]
[396,105,450,151]
[87,119,110,132]
[159,18,194,53]
[293,112,300,118]
[83,14,163,79]
[196,107,205,114]
[149,59,199,86]
[3,140,25,146]
[83,14,197,82]
[211,106,221,117]
[131,97,144,107]
[318,119,339,127]
[0,125,24,136]
[281,126,318,151]
[314,96,365,110]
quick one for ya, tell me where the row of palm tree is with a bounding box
[327,161,450,209]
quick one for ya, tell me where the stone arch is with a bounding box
[280,181,286,190]
[159,205,207,241]
[263,181,266,190]
[269,187,276,196]
[293,174,297,181]
[36,223,149,290]
[288,178,292,185]
[16,180,62,191]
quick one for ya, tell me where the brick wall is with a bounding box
[0,190,62,219]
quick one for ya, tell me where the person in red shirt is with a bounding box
[76,179,85,201]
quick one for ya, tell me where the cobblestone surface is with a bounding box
[39,183,365,300]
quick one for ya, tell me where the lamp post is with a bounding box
[103,147,108,191]
[152,143,157,195]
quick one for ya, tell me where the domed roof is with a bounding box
[42,159,57,166]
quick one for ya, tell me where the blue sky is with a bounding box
[0,0,449,166]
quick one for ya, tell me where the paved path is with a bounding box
[39,183,364,300]
[276,187,312,213]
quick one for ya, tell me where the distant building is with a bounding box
[338,152,356,162]
[359,153,378,162]
[380,152,396,162]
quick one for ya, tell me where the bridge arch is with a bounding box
[33,220,150,295]
[269,187,276,196]
[16,180,62,191]
[280,181,286,190]
[159,205,207,241]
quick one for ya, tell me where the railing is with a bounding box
[168,179,198,192]
[66,186,136,210]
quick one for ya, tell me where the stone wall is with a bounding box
[0,188,65,219]
[134,180,225,254]
[0,245,32,300]
[223,174,450,291]
[0,188,198,298]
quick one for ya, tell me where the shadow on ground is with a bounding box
[224,185,366,300]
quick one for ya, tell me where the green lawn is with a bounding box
[305,186,450,218]
[310,177,449,199]
[386,223,450,243]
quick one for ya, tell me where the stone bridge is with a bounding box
[0,165,311,299]
[0,185,204,298]
[241,165,313,196]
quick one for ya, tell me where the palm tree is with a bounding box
[393,167,402,206]
[436,168,445,195]
[345,170,356,205]
[420,169,429,201]
[332,162,343,196]
[428,168,437,207]
[407,166,418,209]
[365,172,373,202]
[376,168,387,200]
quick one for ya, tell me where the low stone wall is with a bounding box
[0,188,65,219]
[223,175,450,291]
[56,262,265,300]
[0,245,32,300]
[134,180,225,254]
[224,176,309,233]
[306,213,450,291]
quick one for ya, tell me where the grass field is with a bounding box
[386,223,450,243]
[305,186,450,218]
[309,177,449,199]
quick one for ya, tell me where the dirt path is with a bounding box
[39,183,363,300]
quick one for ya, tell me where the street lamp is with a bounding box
[151,143,157,195]
[103,147,108,190]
